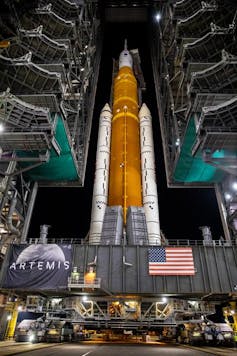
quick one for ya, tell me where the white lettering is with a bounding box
[9,260,70,271]
[9,263,16,270]
[19,263,26,270]
[29,262,35,269]
[64,261,70,270]
[46,261,55,270]
[38,261,43,270]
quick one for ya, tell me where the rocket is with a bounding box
[89,41,161,246]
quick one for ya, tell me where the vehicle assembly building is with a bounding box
[0,0,236,344]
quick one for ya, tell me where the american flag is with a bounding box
[148,247,195,276]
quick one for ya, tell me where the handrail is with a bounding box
[8,238,237,246]
[68,277,101,289]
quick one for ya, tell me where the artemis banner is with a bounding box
[3,244,72,289]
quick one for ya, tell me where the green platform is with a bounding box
[19,114,79,182]
[173,117,225,183]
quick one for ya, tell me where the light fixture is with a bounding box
[29,334,35,342]
[188,300,197,306]
[82,295,87,302]
[225,193,232,201]
[232,182,237,191]
[155,13,162,22]
[0,123,4,133]
[175,138,180,147]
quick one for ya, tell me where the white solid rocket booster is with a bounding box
[139,103,161,245]
[89,103,112,244]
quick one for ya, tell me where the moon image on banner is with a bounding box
[16,244,66,264]
[4,244,72,290]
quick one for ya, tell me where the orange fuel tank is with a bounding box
[108,48,142,222]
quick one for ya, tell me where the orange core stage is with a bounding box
[108,65,142,222]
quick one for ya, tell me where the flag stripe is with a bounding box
[166,248,192,251]
[165,258,193,261]
[148,247,195,276]
[149,262,194,266]
[149,268,195,270]
[166,253,193,256]
[150,272,195,275]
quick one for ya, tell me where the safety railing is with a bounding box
[68,277,101,289]
[6,238,237,246]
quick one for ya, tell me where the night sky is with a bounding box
[28,21,224,241]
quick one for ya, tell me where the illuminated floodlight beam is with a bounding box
[155,12,162,22]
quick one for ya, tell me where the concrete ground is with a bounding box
[0,340,59,356]
[0,339,236,356]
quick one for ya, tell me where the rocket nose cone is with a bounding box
[139,103,151,117]
[101,103,112,113]
[119,50,133,69]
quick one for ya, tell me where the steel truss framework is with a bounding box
[0,0,101,244]
[23,293,216,328]
[150,0,237,240]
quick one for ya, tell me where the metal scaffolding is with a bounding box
[0,0,101,243]
[150,0,237,239]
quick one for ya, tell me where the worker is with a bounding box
[71,267,80,283]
